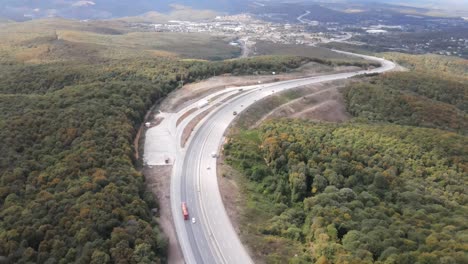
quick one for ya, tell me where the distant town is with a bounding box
[151,14,352,46]
[127,10,468,59]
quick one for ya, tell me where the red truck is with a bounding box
[181,202,189,220]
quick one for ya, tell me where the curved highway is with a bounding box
[151,52,396,264]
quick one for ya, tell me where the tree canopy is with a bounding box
[225,120,467,263]
[0,48,309,263]
[344,71,468,134]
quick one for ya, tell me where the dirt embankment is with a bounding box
[230,80,352,130]
[256,84,351,125]
[180,105,217,148]
[144,165,185,264]
[176,108,197,127]
[217,156,262,263]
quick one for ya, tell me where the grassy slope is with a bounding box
[382,52,468,82]
[57,31,240,60]
[117,5,219,23]
[255,41,371,65]
[0,18,240,62]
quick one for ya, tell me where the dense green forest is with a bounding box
[225,120,467,263]
[0,18,317,263]
[224,53,468,263]
[344,71,468,133]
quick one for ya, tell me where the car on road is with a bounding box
[192,217,196,224]
[233,111,237,115]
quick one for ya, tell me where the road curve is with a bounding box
[161,51,396,264]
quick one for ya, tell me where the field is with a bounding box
[117,5,219,23]
[56,31,240,60]
[254,41,369,65]
[0,18,240,63]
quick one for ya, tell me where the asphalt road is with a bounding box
[164,52,396,264]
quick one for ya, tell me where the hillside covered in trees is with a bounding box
[343,71,468,134]
[0,19,318,263]
[225,120,467,263]
[382,53,468,82]
[224,53,467,263]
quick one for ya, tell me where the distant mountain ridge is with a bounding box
[0,0,251,21]
[1,0,467,21]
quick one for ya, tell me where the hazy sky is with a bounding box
[1,0,468,9]
[1,0,467,20]
[366,0,468,9]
